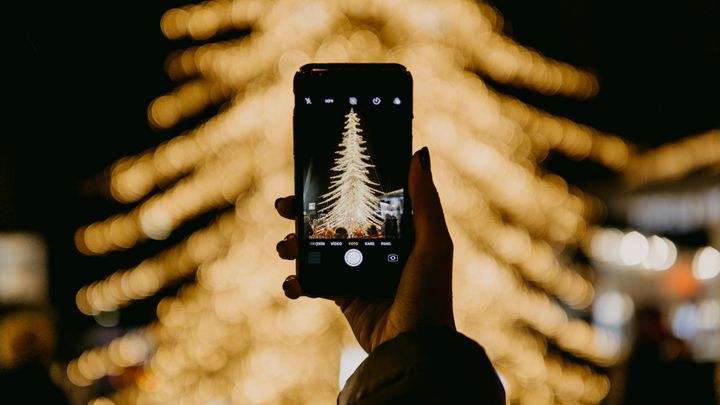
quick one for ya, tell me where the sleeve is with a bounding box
[338,327,506,405]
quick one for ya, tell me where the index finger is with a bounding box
[274,196,296,220]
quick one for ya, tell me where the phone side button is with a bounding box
[344,249,363,267]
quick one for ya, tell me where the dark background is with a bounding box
[1,1,175,356]
[2,0,719,398]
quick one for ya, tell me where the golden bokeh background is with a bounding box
[50,1,719,404]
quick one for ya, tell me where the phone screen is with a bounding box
[293,64,413,297]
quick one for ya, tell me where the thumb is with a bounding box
[393,146,455,330]
[409,147,452,254]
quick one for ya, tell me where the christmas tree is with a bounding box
[319,108,384,235]
[69,2,633,403]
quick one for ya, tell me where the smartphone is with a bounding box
[293,63,414,297]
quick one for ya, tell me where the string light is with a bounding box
[498,94,632,170]
[67,327,155,386]
[76,212,236,314]
[693,247,720,281]
[623,129,720,188]
[587,227,678,272]
[436,164,594,308]
[80,144,254,255]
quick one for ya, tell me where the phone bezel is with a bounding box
[292,63,414,297]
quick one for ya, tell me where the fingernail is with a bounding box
[274,198,281,209]
[282,278,290,291]
[276,240,283,252]
[419,147,430,172]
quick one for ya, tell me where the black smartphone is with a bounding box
[293,63,414,297]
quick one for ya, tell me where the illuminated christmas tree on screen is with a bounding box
[319,108,383,234]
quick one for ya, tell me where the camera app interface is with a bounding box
[296,92,410,269]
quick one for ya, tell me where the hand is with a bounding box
[275,147,455,353]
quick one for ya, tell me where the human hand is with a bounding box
[275,147,455,353]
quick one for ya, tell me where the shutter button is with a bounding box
[344,249,363,267]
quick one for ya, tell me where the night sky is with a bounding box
[2,0,719,363]
[2,1,176,356]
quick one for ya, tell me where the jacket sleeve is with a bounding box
[338,327,506,405]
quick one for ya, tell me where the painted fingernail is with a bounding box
[274,198,281,209]
[276,240,283,252]
[419,146,430,172]
[282,278,290,291]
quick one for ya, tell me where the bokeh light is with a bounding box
[693,247,720,281]
[67,1,658,404]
